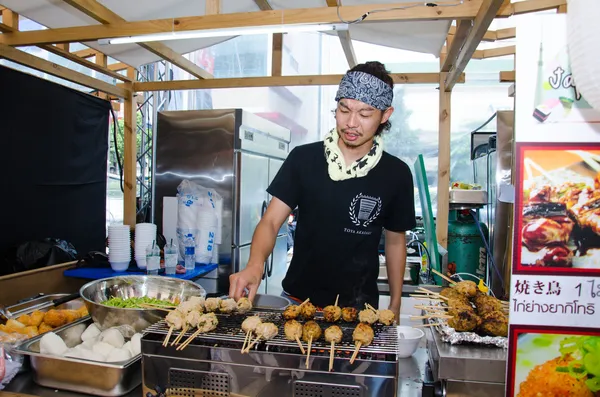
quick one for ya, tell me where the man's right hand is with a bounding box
[229,264,263,302]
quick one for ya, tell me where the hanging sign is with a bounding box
[507,14,600,397]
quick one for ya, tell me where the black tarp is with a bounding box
[0,65,110,274]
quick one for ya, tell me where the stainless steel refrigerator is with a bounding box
[154,109,291,295]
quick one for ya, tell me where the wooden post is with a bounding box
[437,72,451,248]
[272,33,283,77]
[123,67,137,227]
[3,9,18,30]
[95,52,108,99]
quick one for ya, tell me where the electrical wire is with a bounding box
[110,107,124,193]
[469,210,505,296]
[335,0,465,25]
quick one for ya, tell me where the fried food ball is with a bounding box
[447,308,481,332]
[29,310,45,327]
[323,305,342,322]
[38,322,54,334]
[358,309,378,324]
[242,316,262,333]
[341,307,358,322]
[440,287,469,303]
[63,310,82,323]
[16,314,31,326]
[517,356,593,397]
[472,291,504,316]
[237,297,253,313]
[301,302,316,320]
[204,298,221,313]
[282,305,302,320]
[165,310,185,330]
[284,320,303,341]
[324,325,343,344]
[352,323,374,346]
[378,309,395,326]
[453,281,477,298]
[42,310,67,328]
[479,311,508,337]
[447,298,474,312]
[219,298,237,314]
[185,310,204,328]
[302,321,322,342]
[254,323,278,340]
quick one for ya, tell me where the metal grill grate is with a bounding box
[294,381,362,397]
[169,368,230,397]
[145,309,398,360]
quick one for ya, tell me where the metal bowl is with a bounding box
[79,276,206,333]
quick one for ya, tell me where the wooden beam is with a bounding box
[40,44,132,82]
[448,24,495,41]
[0,1,485,46]
[72,47,98,58]
[108,62,129,71]
[557,4,567,13]
[499,70,515,82]
[205,0,221,15]
[2,9,18,29]
[495,27,515,40]
[502,0,566,16]
[445,0,506,91]
[56,43,70,51]
[271,33,283,76]
[122,78,137,227]
[0,22,13,33]
[472,49,484,59]
[0,42,127,98]
[326,0,338,6]
[133,72,464,91]
[62,0,213,79]
[482,44,515,58]
[437,71,451,248]
[441,20,471,72]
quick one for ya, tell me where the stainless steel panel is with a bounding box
[236,152,269,246]
[154,109,239,268]
[266,235,288,296]
[445,380,506,397]
[448,189,488,204]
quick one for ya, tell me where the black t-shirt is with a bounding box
[267,141,416,309]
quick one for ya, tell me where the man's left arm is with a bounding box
[385,229,407,321]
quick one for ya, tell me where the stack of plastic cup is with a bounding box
[108,224,131,272]
[134,223,157,269]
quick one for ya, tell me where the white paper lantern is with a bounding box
[567,0,600,112]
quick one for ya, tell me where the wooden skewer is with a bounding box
[305,336,313,369]
[410,314,453,320]
[417,288,449,301]
[329,341,335,372]
[177,328,202,350]
[171,325,188,346]
[415,305,448,310]
[244,336,261,353]
[139,304,173,312]
[366,303,377,312]
[430,269,457,286]
[295,336,305,354]
[299,298,310,307]
[350,342,362,364]
[414,323,443,328]
[334,294,339,307]
[163,325,174,347]
[241,331,251,353]
[410,296,443,301]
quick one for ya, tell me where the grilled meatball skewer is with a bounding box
[323,294,342,323]
[342,307,358,322]
[350,323,374,364]
[177,313,219,350]
[164,309,185,347]
[241,316,262,352]
[245,322,279,353]
[282,298,311,320]
[325,325,343,372]
[302,321,322,369]
[284,320,305,354]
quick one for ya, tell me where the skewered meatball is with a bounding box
[237,297,253,313]
[284,320,303,341]
[177,299,201,315]
[447,308,481,332]
[479,311,508,337]
[185,310,203,328]
[378,309,395,326]
[255,323,278,340]
[282,305,302,320]
[341,307,358,322]
[447,298,474,312]
[472,292,503,316]
[302,302,316,320]
[188,296,205,310]
[453,280,477,298]
[324,325,343,343]
[241,316,262,333]
[440,287,469,303]
[166,310,185,330]
[219,298,237,314]
[198,313,218,333]
[323,305,342,322]
[204,298,221,313]
[358,309,378,324]
[352,323,374,346]
[302,321,322,342]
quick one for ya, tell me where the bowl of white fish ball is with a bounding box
[80,276,206,333]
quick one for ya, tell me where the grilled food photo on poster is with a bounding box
[515,144,600,273]
[507,327,600,397]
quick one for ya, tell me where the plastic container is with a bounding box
[164,241,177,275]
[145,242,160,275]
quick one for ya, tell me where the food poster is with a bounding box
[515,15,600,143]
[507,14,600,397]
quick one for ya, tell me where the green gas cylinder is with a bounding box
[447,209,488,282]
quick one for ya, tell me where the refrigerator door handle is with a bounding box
[262,259,268,280]
[261,200,267,218]
[267,251,274,277]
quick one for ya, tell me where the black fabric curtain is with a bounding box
[0,65,110,274]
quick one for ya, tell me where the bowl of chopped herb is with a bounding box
[80,276,205,332]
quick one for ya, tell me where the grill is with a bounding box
[141,308,400,397]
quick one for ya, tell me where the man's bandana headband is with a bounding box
[334,71,393,111]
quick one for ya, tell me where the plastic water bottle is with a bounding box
[184,236,196,272]
[164,239,177,275]
[146,241,160,275]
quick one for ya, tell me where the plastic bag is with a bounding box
[12,238,77,273]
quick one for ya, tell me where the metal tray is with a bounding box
[12,317,142,396]
[4,293,86,320]
[449,189,488,205]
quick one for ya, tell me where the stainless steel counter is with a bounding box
[425,325,507,396]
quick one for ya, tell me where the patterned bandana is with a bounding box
[335,71,394,111]
[323,128,383,181]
